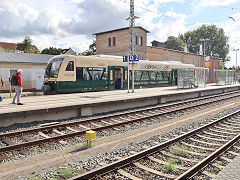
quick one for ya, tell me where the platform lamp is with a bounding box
[200,38,210,67]
[233,49,239,68]
[200,38,209,86]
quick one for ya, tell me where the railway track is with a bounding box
[70,110,240,180]
[0,91,240,162]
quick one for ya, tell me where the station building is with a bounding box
[94,27,220,83]
[95,27,149,60]
[0,52,54,92]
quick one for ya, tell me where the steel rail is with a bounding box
[0,100,231,153]
[0,91,238,140]
[175,133,240,179]
[69,110,240,180]
[0,91,239,154]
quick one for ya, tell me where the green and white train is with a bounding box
[42,55,194,94]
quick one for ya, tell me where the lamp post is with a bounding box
[233,49,239,68]
[200,39,209,86]
[200,38,210,67]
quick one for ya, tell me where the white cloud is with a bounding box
[70,0,84,3]
[32,34,92,52]
[194,0,238,7]
[0,0,188,52]
[157,0,184,3]
[216,13,240,67]
[136,8,187,44]
[0,0,239,62]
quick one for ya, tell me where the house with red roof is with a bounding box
[0,42,39,52]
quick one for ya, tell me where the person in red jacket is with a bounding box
[12,69,23,105]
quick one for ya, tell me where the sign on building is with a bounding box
[205,62,210,68]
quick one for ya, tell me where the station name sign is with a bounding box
[123,55,139,62]
[140,64,170,71]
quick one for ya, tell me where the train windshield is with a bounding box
[45,58,63,77]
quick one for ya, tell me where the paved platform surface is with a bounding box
[216,155,240,180]
[0,84,239,116]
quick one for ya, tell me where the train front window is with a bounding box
[45,58,63,77]
[66,61,74,71]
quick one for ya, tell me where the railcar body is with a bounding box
[42,55,194,94]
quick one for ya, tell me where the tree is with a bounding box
[0,46,15,52]
[17,36,39,53]
[42,47,62,55]
[0,46,5,52]
[179,25,229,60]
[80,40,96,56]
[219,61,225,69]
[164,36,186,51]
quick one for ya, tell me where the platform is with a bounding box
[0,84,240,127]
[216,155,240,180]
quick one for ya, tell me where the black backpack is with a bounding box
[11,75,18,86]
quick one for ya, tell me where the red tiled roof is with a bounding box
[0,42,39,51]
[0,42,17,50]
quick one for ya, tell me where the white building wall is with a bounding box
[0,68,45,91]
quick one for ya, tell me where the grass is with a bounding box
[178,157,182,162]
[59,168,75,178]
[30,168,86,180]
[169,145,189,156]
[167,158,179,164]
[166,162,176,172]
[154,163,163,171]
[82,142,94,149]
[165,158,179,172]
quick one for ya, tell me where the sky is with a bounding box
[0,0,240,67]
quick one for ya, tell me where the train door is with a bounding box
[114,67,123,89]
[108,66,124,90]
[172,69,178,86]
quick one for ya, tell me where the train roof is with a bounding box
[49,55,195,69]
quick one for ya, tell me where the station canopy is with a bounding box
[214,69,236,85]
[177,67,207,89]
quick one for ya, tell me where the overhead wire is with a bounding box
[115,0,177,22]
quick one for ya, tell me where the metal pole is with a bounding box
[9,78,12,98]
[132,62,134,92]
[204,41,206,67]
[128,0,136,93]
[128,58,130,93]
[236,50,238,68]
[204,69,206,87]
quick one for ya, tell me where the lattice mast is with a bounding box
[129,0,136,56]
[128,0,136,92]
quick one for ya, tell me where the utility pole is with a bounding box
[233,49,239,68]
[126,0,138,93]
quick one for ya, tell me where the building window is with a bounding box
[108,38,111,46]
[66,61,74,71]
[140,37,143,45]
[135,36,138,45]
[113,37,116,46]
